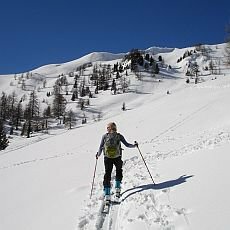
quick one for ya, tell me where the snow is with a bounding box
[31,52,125,78]
[0,44,230,229]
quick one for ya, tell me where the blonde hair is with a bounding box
[107,122,117,132]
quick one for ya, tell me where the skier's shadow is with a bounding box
[121,175,193,202]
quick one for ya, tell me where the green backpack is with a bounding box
[104,133,121,158]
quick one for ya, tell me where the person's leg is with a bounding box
[103,157,113,197]
[114,156,123,197]
[114,156,123,186]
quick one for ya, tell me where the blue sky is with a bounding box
[0,0,230,74]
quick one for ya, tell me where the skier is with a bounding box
[96,122,137,202]
[122,102,126,111]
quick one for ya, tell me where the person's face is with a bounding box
[107,124,112,133]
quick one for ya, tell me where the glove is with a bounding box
[96,152,99,159]
[134,141,138,147]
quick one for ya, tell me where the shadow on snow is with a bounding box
[121,175,194,202]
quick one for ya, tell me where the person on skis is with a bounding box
[96,122,138,201]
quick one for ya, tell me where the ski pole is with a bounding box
[90,157,98,199]
[135,142,156,185]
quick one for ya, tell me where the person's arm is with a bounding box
[119,134,136,148]
[96,134,106,158]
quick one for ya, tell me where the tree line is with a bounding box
[0,47,163,150]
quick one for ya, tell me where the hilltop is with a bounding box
[0,43,230,230]
[0,43,226,140]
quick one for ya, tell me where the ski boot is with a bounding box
[115,181,121,198]
[102,187,111,213]
[104,187,111,204]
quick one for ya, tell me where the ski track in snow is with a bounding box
[0,151,77,170]
[2,95,229,229]
[1,44,230,230]
[1,129,70,156]
[77,93,230,229]
[77,87,230,229]
[147,127,230,161]
[77,123,230,229]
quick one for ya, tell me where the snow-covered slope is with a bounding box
[145,46,175,55]
[0,44,230,230]
[31,52,125,78]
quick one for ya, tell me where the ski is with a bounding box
[101,197,120,214]
[101,188,121,214]
[102,200,111,214]
[112,194,121,204]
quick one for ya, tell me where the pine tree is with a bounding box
[155,63,160,74]
[65,110,76,129]
[24,91,40,138]
[52,94,66,119]
[43,105,51,118]
[8,91,18,124]
[27,91,40,119]
[0,120,9,150]
[145,53,150,61]
[0,92,7,120]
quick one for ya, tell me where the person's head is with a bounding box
[107,122,117,133]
